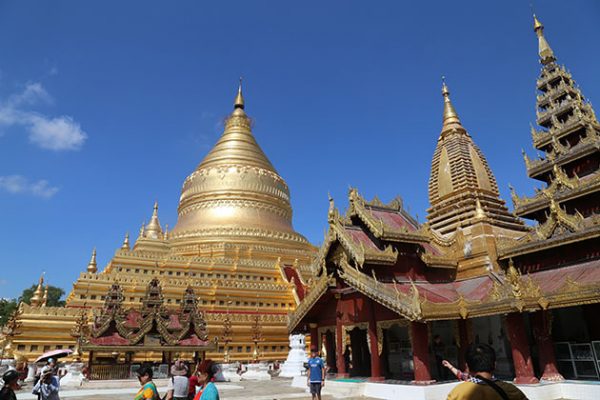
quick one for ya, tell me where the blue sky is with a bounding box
[0,1,599,299]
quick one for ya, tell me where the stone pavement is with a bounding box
[15,378,376,399]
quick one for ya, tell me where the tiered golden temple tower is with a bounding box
[7,84,316,362]
[427,82,528,278]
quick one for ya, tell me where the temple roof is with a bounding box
[170,82,308,246]
[289,256,600,330]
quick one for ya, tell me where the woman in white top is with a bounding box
[166,360,190,400]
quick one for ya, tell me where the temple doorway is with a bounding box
[347,327,371,377]
[382,323,412,380]
[320,329,337,373]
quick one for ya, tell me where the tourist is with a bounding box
[447,343,528,400]
[32,369,60,400]
[166,360,190,400]
[192,360,219,400]
[134,366,160,400]
[442,359,470,381]
[0,370,20,400]
[306,347,325,400]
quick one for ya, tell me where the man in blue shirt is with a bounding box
[306,347,325,400]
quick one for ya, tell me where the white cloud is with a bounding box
[0,82,86,151]
[28,115,86,150]
[0,175,59,198]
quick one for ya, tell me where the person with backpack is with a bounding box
[134,366,160,400]
[447,343,528,400]
[0,369,19,400]
[165,360,189,400]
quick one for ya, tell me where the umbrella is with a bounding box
[35,349,73,363]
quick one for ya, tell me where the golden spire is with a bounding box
[121,233,130,250]
[234,77,244,110]
[41,285,48,307]
[440,77,464,135]
[144,202,163,239]
[30,273,45,307]
[533,15,556,65]
[87,248,97,273]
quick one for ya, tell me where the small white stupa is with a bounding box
[279,334,308,377]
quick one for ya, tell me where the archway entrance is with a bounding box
[382,324,412,380]
[347,326,371,377]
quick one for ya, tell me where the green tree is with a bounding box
[0,298,18,327]
[19,285,66,307]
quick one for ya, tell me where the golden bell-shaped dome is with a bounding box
[170,82,307,245]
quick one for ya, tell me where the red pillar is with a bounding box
[457,319,470,371]
[505,313,539,384]
[335,295,347,376]
[532,310,564,381]
[410,321,433,384]
[309,323,318,352]
[368,300,383,381]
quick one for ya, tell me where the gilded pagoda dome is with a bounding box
[170,83,308,246]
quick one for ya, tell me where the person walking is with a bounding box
[192,360,219,400]
[306,347,325,400]
[166,361,190,400]
[32,369,60,400]
[447,343,528,400]
[0,370,19,400]
[134,366,160,400]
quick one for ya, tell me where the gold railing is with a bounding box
[90,364,131,380]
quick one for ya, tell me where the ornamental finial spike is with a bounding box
[234,77,245,110]
[440,78,462,133]
[121,232,130,250]
[533,15,556,65]
[31,272,45,307]
[87,247,97,274]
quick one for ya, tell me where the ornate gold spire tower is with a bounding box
[427,81,525,235]
[171,81,308,249]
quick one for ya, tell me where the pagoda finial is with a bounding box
[30,272,45,307]
[533,15,556,65]
[121,232,130,250]
[145,201,163,239]
[41,285,48,307]
[440,77,463,134]
[87,248,97,274]
[234,77,245,110]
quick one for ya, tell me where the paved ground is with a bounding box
[16,378,376,399]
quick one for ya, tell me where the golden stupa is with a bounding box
[6,82,316,363]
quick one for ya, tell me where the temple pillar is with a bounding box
[457,319,470,371]
[410,321,433,384]
[309,323,318,352]
[505,313,539,384]
[532,310,564,381]
[335,294,347,376]
[368,300,382,380]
